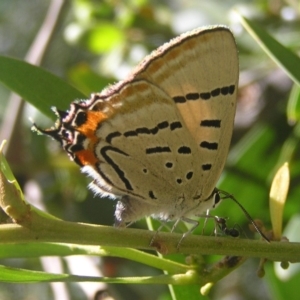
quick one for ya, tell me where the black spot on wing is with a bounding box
[157,121,169,129]
[186,171,193,180]
[200,92,211,100]
[186,93,199,100]
[200,141,218,150]
[221,86,229,95]
[202,164,212,171]
[70,143,84,152]
[170,121,182,131]
[124,130,137,137]
[74,111,87,127]
[200,120,221,128]
[178,146,191,154]
[165,162,173,168]
[211,88,221,97]
[136,127,151,134]
[146,146,171,154]
[150,127,159,134]
[149,191,157,199]
[173,96,186,103]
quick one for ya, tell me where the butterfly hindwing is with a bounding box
[86,80,206,221]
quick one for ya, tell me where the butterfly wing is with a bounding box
[37,26,238,225]
[133,26,239,202]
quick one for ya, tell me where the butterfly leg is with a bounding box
[148,221,170,247]
[201,209,211,235]
[176,217,199,249]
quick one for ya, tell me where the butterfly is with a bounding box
[34,25,239,230]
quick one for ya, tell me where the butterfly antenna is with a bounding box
[218,190,270,243]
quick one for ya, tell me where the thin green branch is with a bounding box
[0,264,202,285]
[0,165,300,262]
[0,220,299,262]
[0,243,189,274]
[1,158,300,287]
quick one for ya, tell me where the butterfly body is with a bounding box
[37,26,239,227]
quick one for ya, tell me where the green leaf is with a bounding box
[287,84,300,124]
[0,265,70,283]
[0,56,86,119]
[0,141,22,195]
[239,16,300,86]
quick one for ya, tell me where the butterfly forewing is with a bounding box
[133,26,239,204]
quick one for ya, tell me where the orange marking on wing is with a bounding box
[75,149,99,166]
[146,57,164,75]
[135,81,149,92]
[77,111,107,142]
[121,81,148,97]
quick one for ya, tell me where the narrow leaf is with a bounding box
[239,16,300,86]
[287,84,300,124]
[0,56,86,119]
